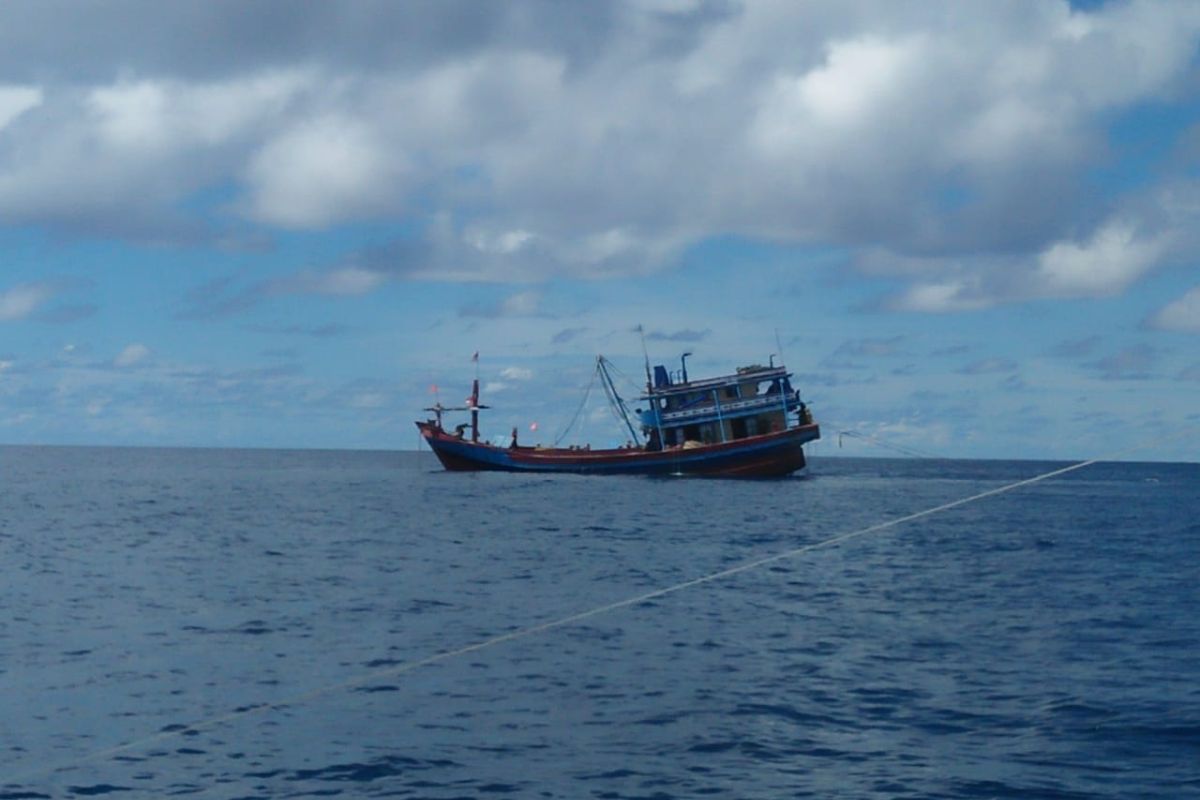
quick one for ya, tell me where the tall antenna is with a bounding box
[637,324,652,389]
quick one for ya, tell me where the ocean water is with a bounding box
[1,446,1197,799]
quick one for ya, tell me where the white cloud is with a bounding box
[1034,220,1167,297]
[244,114,407,228]
[114,343,151,367]
[467,227,536,255]
[951,96,1066,165]
[0,1,1198,298]
[0,282,56,321]
[88,81,171,150]
[889,278,994,313]
[0,72,312,235]
[0,85,42,130]
[879,212,1175,312]
[500,366,533,380]
[1148,285,1200,332]
[753,35,925,154]
[88,71,308,153]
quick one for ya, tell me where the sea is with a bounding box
[1,446,1197,799]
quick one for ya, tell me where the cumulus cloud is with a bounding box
[0,0,1198,300]
[244,114,408,228]
[752,35,929,155]
[888,277,996,313]
[0,70,316,239]
[1033,220,1168,297]
[882,214,1174,311]
[1148,285,1200,332]
[87,71,308,153]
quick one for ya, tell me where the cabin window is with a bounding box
[745,416,759,436]
[731,418,747,439]
[723,386,739,399]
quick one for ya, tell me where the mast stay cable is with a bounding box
[553,361,599,446]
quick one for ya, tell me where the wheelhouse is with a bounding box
[637,362,811,450]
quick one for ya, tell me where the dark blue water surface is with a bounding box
[1,447,1197,799]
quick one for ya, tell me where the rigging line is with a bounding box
[597,358,641,444]
[836,429,941,459]
[600,357,646,397]
[23,433,1188,785]
[553,362,599,446]
[597,358,648,445]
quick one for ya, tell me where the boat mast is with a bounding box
[470,380,480,441]
[470,351,481,441]
[598,356,642,445]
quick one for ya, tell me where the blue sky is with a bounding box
[0,0,1198,460]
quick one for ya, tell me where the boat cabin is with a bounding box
[637,362,809,450]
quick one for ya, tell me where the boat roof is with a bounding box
[641,364,789,398]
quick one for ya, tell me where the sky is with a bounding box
[0,0,1198,461]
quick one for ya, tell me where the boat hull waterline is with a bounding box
[417,421,820,477]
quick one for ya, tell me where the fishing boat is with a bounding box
[417,351,819,477]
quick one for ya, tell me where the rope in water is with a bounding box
[836,428,942,459]
[19,446,1178,784]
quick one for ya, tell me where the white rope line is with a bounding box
[15,452,1144,783]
